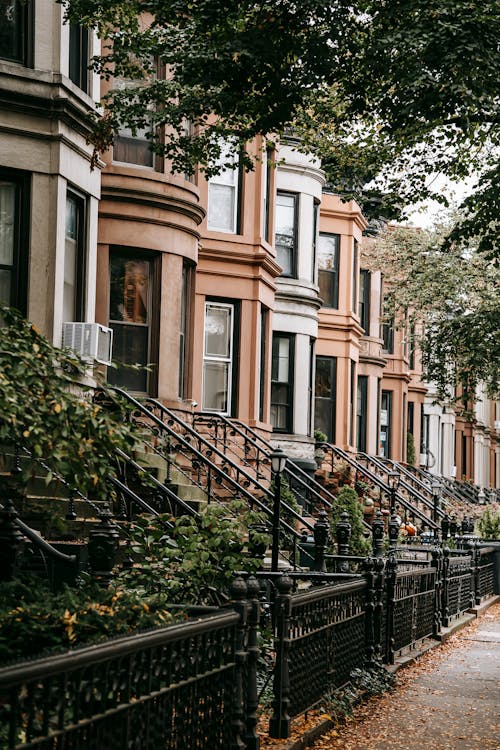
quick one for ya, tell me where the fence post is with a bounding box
[374,556,385,663]
[385,552,397,665]
[313,509,329,572]
[441,548,450,627]
[88,505,120,587]
[473,543,481,606]
[245,575,261,750]
[269,574,293,739]
[230,575,249,750]
[431,547,442,638]
[372,511,385,558]
[363,557,376,669]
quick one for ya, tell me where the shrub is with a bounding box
[329,485,371,556]
[478,507,500,540]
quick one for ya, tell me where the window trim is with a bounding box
[0,0,33,66]
[107,246,159,395]
[69,23,89,93]
[64,188,87,324]
[271,332,295,433]
[202,299,239,415]
[358,269,370,333]
[314,355,337,443]
[318,231,340,309]
[356,375,368,452]
[0,168,30,315]
[275,191,298,279]
[207,147,242,234]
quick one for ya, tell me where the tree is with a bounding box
[361,223,500,406]
[63,0,499,250]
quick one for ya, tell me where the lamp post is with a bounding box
[270,448,288,573]
[477,488,486,505]
[387,470,400,516]
[431,477,442,540]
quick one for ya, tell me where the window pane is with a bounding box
[272,336,289,381]
[108,324,149,391]
[204,304,231,358]
[69,24,89,92]
[318,234,338,271]
[318,270,337,308]
[109,256,150,324]
[0,182,15,265]
[203,361,229,412]
[0,269,11,304]
[208,183,235,232]
[0,0,25,63]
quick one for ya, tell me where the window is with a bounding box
[271,333,294,432]
[358,269,370,333]
[69,24,89,93]
[0,0,30,64]
[202,301,236,414]
[113,68,155,168]
[318,233,339,308]
[259,306,268,422]
[178,263,191,399]
[208,144,240,233]
[409,321,416,369]
[349,360,356,446]
[275,192,297,277]
[352,239,358,311]
[108,250,154,392]
[380,390,393,458]
[0,171,28,313]
[262,147,273,243]
[314,356,336,442]
[382,298,394,353]
[311,201,319,283]
[356,375,368,452]
[63,191,86,324]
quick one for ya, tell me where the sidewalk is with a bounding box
[310,600,500,750]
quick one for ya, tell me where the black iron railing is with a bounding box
[0,576,258,750]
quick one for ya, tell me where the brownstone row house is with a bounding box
[1,0,499,492]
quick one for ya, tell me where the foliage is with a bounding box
[0,577,181,664]
[119,500,270,604]
[478,508,500,541]
[0,306,139,495]
[329,485,371,556]
[314,428,328,444]
[62,0,499,247]
[362,224,500,403]
[322,666,394,721]
[406,432,416,466]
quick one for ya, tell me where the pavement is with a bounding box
[268,597,500,750]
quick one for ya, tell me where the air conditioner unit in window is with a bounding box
[63,322,113,365]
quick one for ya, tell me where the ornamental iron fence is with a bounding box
[0,577,256,750]
[0,552,497,746]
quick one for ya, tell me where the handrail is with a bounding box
[192,411,339,514]
[0,504,78,565]
[106,389,308,545]
[321,443,438,529]
[357,451,441,517]
[142,396,312,535]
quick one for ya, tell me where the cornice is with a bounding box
[100,183,206,227]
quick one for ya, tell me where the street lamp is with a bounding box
[477,488,486,505]
[270,448,288,572]
[387,470,400,515]
[431,477,442,540]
